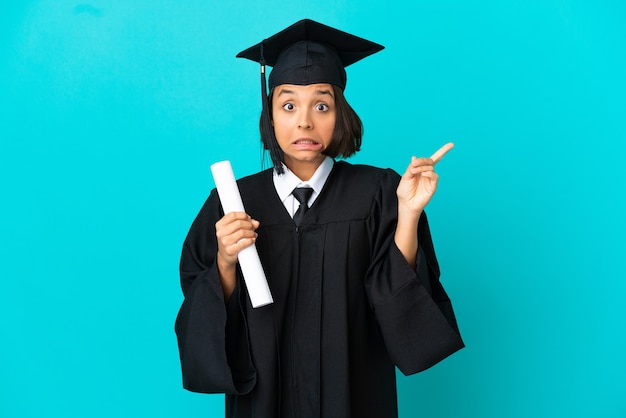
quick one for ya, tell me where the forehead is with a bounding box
[273,83,335,96]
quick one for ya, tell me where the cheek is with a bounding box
[271,114,290,141]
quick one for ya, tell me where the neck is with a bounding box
[284,158,324,181]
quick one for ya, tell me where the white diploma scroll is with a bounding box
[210,161,274,308]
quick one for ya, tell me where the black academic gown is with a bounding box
[175,162,464,418]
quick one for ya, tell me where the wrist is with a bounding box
[397,203,422,225]
[217,253,237,300]
[395,205,421,269]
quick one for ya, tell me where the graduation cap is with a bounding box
[236,19,384,174]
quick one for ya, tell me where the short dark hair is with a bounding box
[324,85,363,158]
[260,84,363,166]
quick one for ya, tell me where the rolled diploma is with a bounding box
[210,161,274,308]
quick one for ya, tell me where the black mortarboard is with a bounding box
[236,19,384,173]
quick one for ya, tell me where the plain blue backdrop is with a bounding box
[1,1,624,417]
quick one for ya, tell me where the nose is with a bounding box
[298,110,312,129]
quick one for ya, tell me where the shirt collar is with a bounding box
[273,157,334,202]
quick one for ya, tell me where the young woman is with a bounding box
[175,19,464,418]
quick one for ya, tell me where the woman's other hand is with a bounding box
[215,212,260,299]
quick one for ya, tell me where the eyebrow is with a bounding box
[315,89,334,98]
[276,88,335,99]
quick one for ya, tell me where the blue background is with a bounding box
[1,1,624,417]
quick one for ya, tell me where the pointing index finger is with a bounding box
[430,142,454,164]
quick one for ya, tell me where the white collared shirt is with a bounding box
[272,157,334,218]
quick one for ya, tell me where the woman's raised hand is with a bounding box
[396,142,454,216]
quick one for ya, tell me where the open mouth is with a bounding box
[293,138,320,145]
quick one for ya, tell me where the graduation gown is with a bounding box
[175,161,464,418]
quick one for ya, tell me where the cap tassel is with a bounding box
[259,42,284,175]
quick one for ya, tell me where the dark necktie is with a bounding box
[292,187,313,226]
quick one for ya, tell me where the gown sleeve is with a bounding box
[365,170,464,375]
[174,190,257,394]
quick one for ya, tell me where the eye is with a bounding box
[316,103,329,111]
[282,103,295,111]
